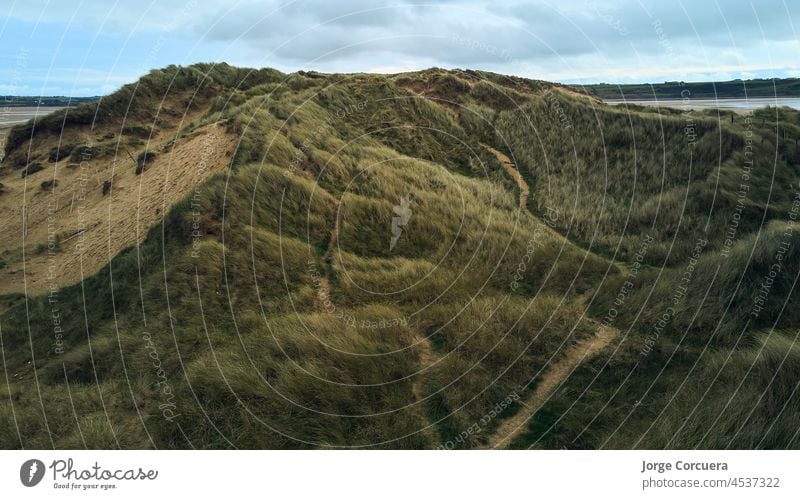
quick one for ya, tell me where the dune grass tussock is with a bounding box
[2,64,800,449]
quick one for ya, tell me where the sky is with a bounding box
[0,0,798,96]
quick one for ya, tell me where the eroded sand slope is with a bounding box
[0,122,234,295]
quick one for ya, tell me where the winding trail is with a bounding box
[481,142,568,248]
[411,333,434,401]
[481,143,631,277]
[482,143,529,210]
[479,323,619,449]
[314,148,621,447]
[315,197,435,404]
[327,198,343,258]
[316,198,344,297]
[478,144,623,448]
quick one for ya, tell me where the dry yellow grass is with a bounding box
[0,122,235,295]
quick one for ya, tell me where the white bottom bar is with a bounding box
[1,450,796,498]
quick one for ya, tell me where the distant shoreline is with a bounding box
[0,106,67,156]
[577,77,800,101]
[603,96,800,113]
[0,96,98,108]
[603,96,800,103]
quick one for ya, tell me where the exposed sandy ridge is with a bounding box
[0,122,235,295]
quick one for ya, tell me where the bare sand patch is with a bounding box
[0,122,235,295]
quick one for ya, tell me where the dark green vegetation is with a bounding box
[2,64,800,449]
[0,96,99,107]
[580,77,800,100]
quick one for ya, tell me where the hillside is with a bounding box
[1,64,799,449]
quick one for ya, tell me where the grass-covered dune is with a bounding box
[1,64,799,449]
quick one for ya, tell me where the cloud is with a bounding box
[186,0,799,80]
[1,0,798,95]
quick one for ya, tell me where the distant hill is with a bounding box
[0,96,99,107]
[2,64,800,450]
[577,77,800,100]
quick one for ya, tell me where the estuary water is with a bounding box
[604,97,800,113]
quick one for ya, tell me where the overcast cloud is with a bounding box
[1,0,798,96]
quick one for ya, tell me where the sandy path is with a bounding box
[314,196,434,404]
[482,143,529,210]
[482,142,570,247]
[311,145,621,445]
[411,332,434,401]
[479,323,619,449]
[327,199,342,256]
[482,143,631,278]
[315,197,342,299]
